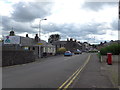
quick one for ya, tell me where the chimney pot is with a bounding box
[35,34,39,42]
[26,34,28,37]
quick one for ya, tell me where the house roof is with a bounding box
[20,36,54,47]
[52,41,67,45]
[20,37,35,46]
[2,34,55,48]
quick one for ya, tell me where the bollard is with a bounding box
[107,53,112,65]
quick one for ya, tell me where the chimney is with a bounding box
[70,38,73,41]
[67,38,69,41]
[35,34,39,42]
[74,39,77,42]
[26,34,28,37]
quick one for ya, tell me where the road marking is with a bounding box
[58,55,91,89]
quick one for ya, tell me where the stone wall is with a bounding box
[2,50,35,67]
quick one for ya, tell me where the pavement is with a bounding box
[101,55,119,88]
[71,53,114,88]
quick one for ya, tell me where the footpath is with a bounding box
[71,53,119,90]
[101,55,119,88]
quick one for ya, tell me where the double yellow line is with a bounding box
[58,55,91,89]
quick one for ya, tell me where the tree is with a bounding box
[48,34,61,43]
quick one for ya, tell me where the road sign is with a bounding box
[4,36,20,44]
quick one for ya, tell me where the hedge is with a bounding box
[100,43,120,55]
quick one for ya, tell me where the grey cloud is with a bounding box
[2,14,115,43]
[82,2,117,11]
[2,16,36,35]
[111,20,118,30]
[40,22,106,41]
[1,1,54,35]
[11,2,54,22]
[2,16,12,31]
[12,23,36,34]
[2,16,116,43]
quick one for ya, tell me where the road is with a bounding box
[2,53,113,88]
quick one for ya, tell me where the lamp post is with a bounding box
[39,18,47,39]
[38,18,47,58]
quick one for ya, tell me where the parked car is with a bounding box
[74,50,82,54]
[64,51,72,56]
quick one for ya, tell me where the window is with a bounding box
[60,44,61,48]
[33,47,35,50]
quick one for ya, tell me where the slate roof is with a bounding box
[20,36,54,47]
[20,37,35,46]
[52,41,67,45]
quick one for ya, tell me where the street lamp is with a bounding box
[39,18,47,39]
[38,18,47,58]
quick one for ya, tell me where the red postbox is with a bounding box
[107,53,112,65]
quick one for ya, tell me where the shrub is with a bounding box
[57,47,66,54]
[100,43,120,55]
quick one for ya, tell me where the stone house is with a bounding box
[65,39,82,52]
[3,34,56,58]
[81,42,91,51]
[52,38,83,53]
[52,41,67,51]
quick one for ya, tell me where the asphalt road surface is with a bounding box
[2,53,113,88]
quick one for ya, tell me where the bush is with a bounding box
[100,43,120,55]
[57,47,66,54]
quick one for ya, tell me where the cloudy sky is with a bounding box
[0,0,119,44]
